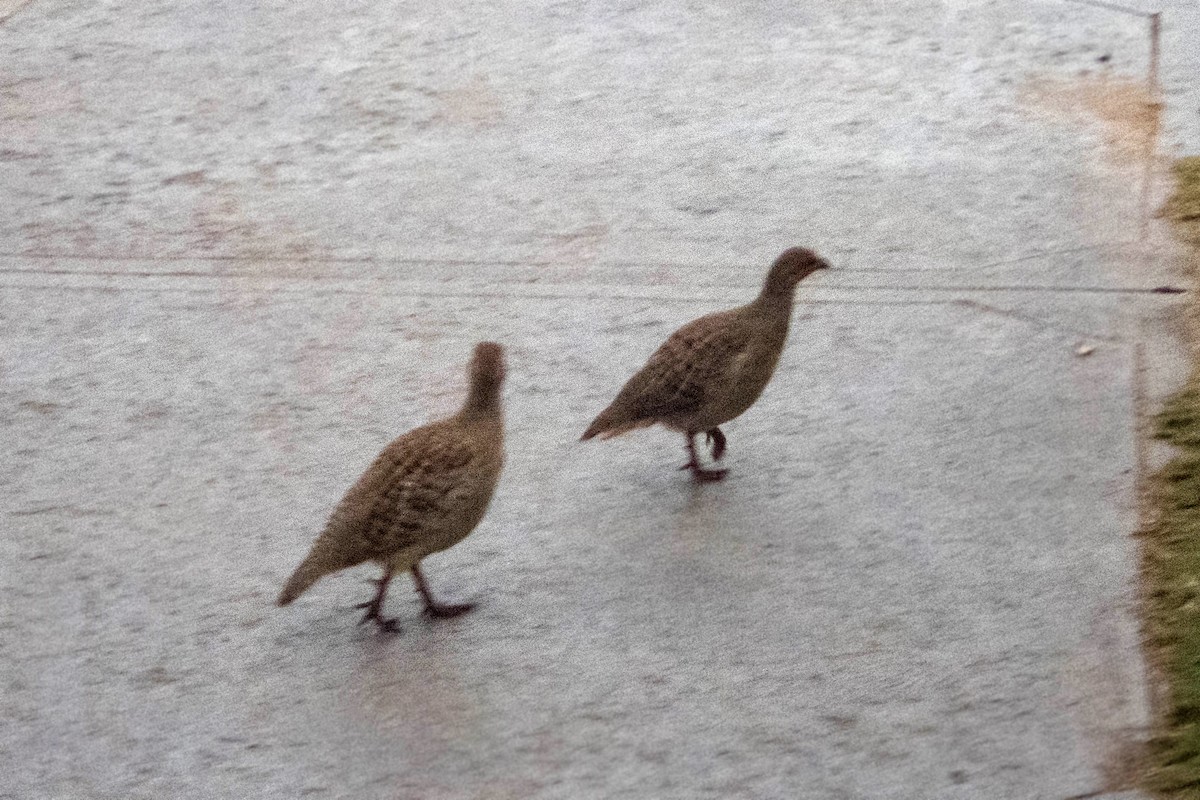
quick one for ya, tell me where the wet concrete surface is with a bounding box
[3,1,1198,798]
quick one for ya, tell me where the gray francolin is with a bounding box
[581,248,829,481]
[278,341,506,632]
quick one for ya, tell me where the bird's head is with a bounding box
[470,341,506,388]
[761,247,831,296]
[465,341,506,413]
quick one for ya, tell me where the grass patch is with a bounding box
[1147,405,1200,793]
[1161,157,1200,246]
[1145,156,1200,796]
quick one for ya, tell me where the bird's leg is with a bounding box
[412,563,474,619]
[354,568,401,633]
[705,427,727,461]
[680,432,728,482]
[680,432,701,471]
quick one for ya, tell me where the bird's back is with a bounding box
[329,416,501,561]
[277,413,503,604]
[583,306,757,438]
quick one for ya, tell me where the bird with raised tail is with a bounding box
[581,248,830,481]
[277,341,506,632]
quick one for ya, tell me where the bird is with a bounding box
[581,247,829,481]
[277,341,506,632]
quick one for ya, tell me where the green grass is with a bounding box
[1147,405,1200,793]
[1145,156,1200,796]
[1160,157,1200,246]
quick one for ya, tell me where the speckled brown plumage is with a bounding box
[581,248,829,481]
[277,341,506,631]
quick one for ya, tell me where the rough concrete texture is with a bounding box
[2,1,1198,798]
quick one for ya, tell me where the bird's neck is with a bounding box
[752,286,797,320]
[461,380,503,419]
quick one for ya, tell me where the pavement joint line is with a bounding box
[1130,326,1165,739]
[0,276,1181,296]
[1134,334,1151,513]
[0,281,1000,303]
[0,278,1143,340]
[3,273,1132,342]
[0,280,1058,309]
[0,263,973,276]
[954,298,1125,342]
[0,270,1183,296]
[0,240,1146,273]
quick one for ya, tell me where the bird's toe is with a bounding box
[423,602,476,620]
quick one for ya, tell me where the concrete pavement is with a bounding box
[2,1,1197,798]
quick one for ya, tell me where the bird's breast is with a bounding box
[710,329,788,419]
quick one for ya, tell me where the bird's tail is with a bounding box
[277,557,325,606]
[580,405,651,441]
[581,407,616,441]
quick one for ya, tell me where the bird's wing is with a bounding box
[608,308,752,422]
[319,422,479,564]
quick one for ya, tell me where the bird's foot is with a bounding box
[705,428,727,461]
[678,460,728,482]
[354,601,402,633]
[423,601,476,620]
[691,466,728,482]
